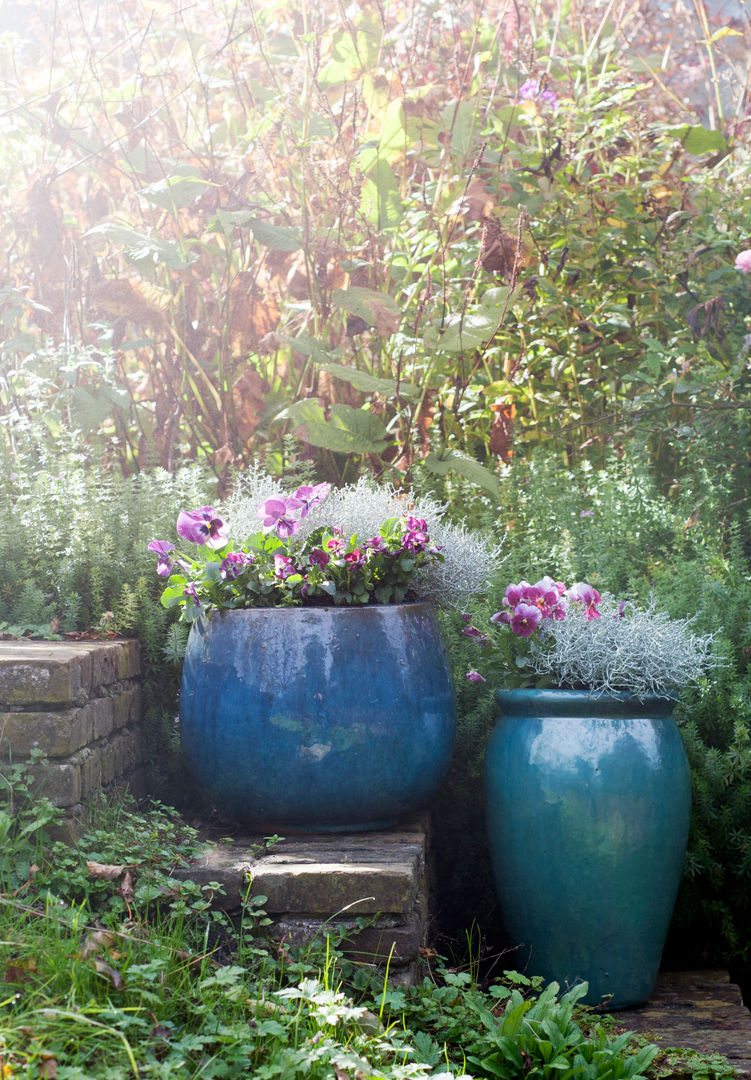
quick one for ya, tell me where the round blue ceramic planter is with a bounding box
[485,688,691,1010]
[179,603,456,831]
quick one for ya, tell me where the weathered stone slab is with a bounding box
[0,640,141,707]
[609,970,751,1076]
[173,824,429,982]
[176,829,426,915]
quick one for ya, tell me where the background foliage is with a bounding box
[2,0,751,1001]
[1,0,749,493]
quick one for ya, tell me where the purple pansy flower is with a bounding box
[183,582,201,606]
[490,609,512,626]
[177,507,228,549]
[309,548,330,568]
[402,515,430,552]
[519,78,558,112]
[510,603,543,637]
[273,554,296,579]
[293,483,331,518]
[148,540,176,577]
[466,670,487,683]
[220,551,253,579]
[567,582,602,619]
[257,497,304,539]
[502,580,531,608]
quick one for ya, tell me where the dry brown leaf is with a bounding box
[92,279,169,332]
[5,957,37,984]
[454,177,495,222]
[118,869,136,906]
[481,221,519,279]
[366,294,401,337]
[232,368,267,443]
[489,399,516,463]
[93,959,125,991]
[80,929,118,958]
[39,1057,58,1079]
[228,271,280,356]
[86,860,126,880]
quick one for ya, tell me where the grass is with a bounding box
[0,778,738,1080]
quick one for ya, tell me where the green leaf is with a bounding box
[322,361,415,399]
[438,295,507,352]
[423,452,500,495]
[331,287,401,335]
[665,125,729,156]
[440,98,478,158]
[250,219,302,251]
[212,209,257,234]
[85,223,198,269]
[285,400,392,454]
[137,175,210,210]
[360,160,403,228]
[281,333,333,363]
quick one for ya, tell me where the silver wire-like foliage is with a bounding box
[529,594,717,699]
[223,470,504,609]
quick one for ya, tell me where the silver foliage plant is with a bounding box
[224,467,504,609]
[529,594,717,700]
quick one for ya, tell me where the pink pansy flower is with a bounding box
[273,554,296,579]
[734,250,751,274]
[176,507,228,549]
[148,540,175,577]
[503,580,531,608]
[466,670,487,683]
[257,497,304,538]
[510,603,543,637]
[294,483,331,518]
[567,582,602,619]
[490,609,512,626]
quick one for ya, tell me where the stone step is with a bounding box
[173,816,429,982]
[610,970,751,1076]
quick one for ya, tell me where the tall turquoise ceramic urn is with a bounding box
[485,688,691,1009]
[179,602,456,831]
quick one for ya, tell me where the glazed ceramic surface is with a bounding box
[485,688,691,1009]
[180,602,456,830]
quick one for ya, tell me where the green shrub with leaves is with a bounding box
[1,0,748,492]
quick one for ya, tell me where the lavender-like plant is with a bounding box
[529,595,717,700]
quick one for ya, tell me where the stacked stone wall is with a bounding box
[0,639,144,834]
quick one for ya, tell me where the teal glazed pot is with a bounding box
[485,688,691,1009]
[179,603,456,831]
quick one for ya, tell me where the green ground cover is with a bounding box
[1,0,751,1072]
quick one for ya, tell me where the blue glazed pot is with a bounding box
[485,688,691,1010]
[179,603,456,831]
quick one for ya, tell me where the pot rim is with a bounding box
[495,686,677,716]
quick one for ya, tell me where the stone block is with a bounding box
[0,645,92,707]
[89,696,116,741]
[0,706,93,758]
[112,686,140,731]
[172,828,427,916]
[32,760,82,807]
[78,743,117,795]
[0,640,141,708]
[112,728,143,774]
[90,640,142,689]
[272,912,424,966]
